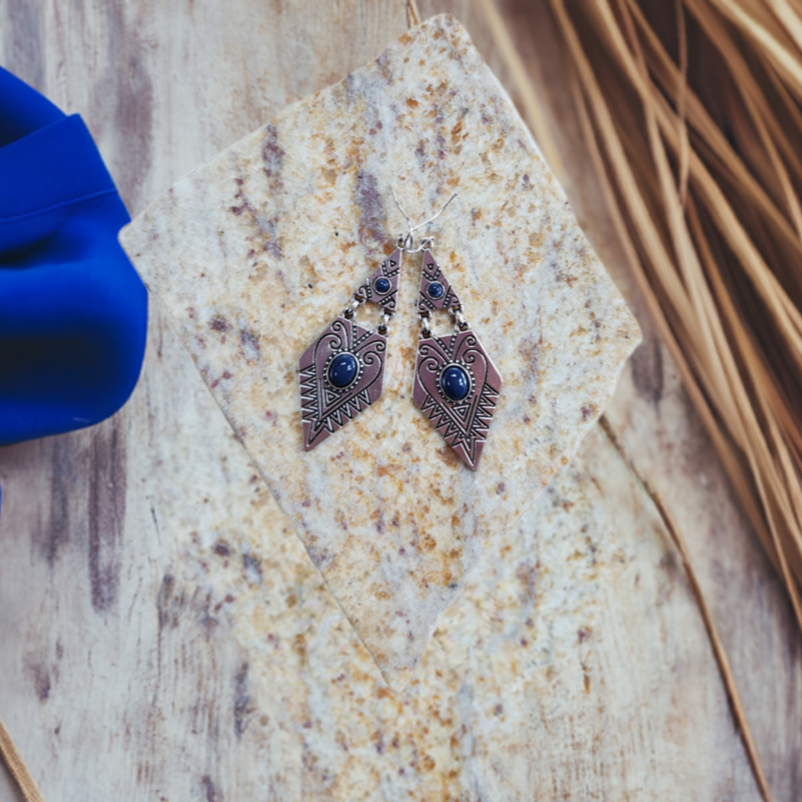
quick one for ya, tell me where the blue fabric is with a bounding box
[0,66,148,445]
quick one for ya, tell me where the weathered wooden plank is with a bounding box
[0,0,797,799]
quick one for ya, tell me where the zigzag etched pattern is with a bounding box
[299,316,386,451]
[412,328,502,470]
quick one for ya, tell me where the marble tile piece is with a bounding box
[120,13,640,688]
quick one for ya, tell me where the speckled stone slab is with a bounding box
[120,14,640,688]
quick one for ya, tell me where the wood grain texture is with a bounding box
[0,0,798,799]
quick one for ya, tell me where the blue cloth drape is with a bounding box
[0,66,148,446]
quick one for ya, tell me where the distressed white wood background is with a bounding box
[0,1,799,800]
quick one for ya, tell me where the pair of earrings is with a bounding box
[299,196,502,471]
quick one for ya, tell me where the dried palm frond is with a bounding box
[481,1,802,799]
[567,0,802,630]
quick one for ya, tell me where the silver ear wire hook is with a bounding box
[391,186,458,253]
[408,192,458,235]
[391,185,414,245]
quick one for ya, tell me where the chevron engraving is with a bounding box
[299,316,386,450]
[299,249,403,450]
[412,328,502,470]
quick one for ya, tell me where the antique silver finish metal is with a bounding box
[417,248,462,314]
[413,327,502,471]
[420,311,432,337]
[355,247,403,314]
[300,190,501,466]
[452,307,468,331]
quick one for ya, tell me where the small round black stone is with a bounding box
[374,276,391,294]
[427,281,444,299]
[441,365,469,401]
[328,353,358,388]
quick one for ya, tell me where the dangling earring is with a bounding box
[412,238,502,472]
[299,245,401,451]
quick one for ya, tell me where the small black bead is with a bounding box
[427,281,444,299]
[328,353,358,388]
[374,276,391,294]
[441,365,469,401]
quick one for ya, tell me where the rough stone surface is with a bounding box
[120,14,640,687]
[173,425,724,801]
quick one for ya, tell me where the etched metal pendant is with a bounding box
[413,248,501,470]
[299,249,401,450]
[413,328,502,470]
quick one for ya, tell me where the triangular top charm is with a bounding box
[356,247,402,314]
[417,248,462,312]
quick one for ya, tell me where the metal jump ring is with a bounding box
[452,307,468,331]
[400,234,435,254]
[343,295,363,318]
[419,312,431,336]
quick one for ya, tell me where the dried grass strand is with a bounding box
[407,0,421,28]
[607,1,802,587]
[482,0,802,797]
[676,0,691,205]
[598,416,773,802]
[710,0,802,98]
[0,713,46,802]
[624,0,802,615]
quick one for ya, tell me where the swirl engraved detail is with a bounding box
[299,316,387,451]
[413,328,502,471]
